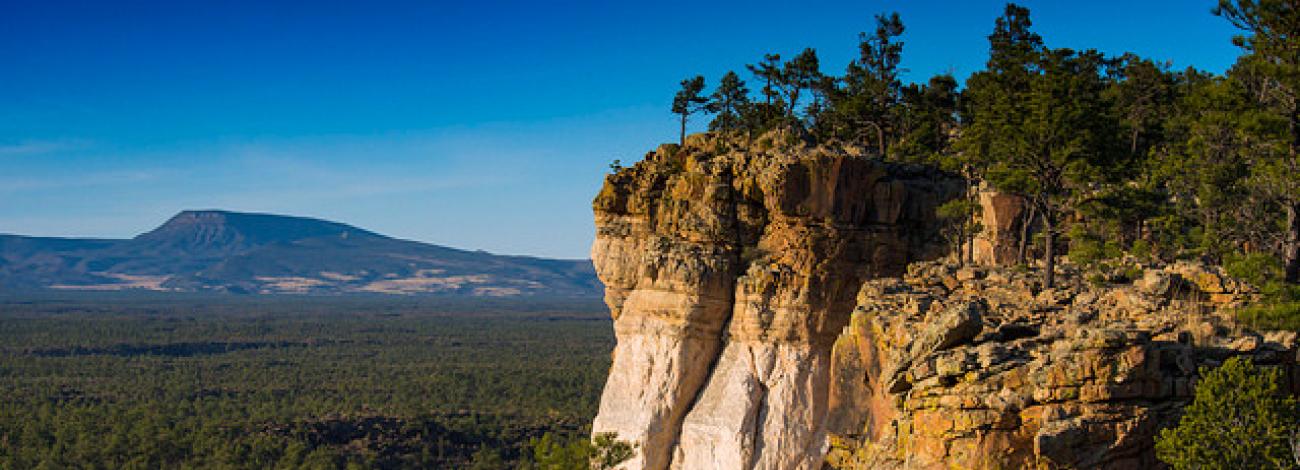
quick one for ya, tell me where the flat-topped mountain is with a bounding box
[0,210,601,296]
[135,210,386,255]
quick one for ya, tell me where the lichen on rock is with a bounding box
[825,261,1299,470]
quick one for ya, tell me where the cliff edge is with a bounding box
[589,136,961,469]
[588,136,1299,469]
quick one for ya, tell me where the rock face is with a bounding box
[590,137,1299,469]
[590,137,961,469]
[969,187,1029,266]
[824,261,1299,469]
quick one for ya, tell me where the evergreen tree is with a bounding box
[1216,0,1300,283]
[671,76,709,145]
[960,4,1114,287]
[957,2,1045,267]
[779,48,823,127]
[708,71,750,135]
[826,12,907,153]
[895,73,959,164]
[1083,54,1179,250]
[1155,356,1299,469]
[743,53,786,136]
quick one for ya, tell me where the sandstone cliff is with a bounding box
[589,137,1299,469]
[824,261,1298,469]
[590,137,961,469]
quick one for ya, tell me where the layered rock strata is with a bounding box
[590,138,1298,469]
[824,261,1299,469]
[590,138,961,469]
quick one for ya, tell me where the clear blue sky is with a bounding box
[1,0,1241,259]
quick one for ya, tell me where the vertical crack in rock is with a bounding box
[591,137,960,470]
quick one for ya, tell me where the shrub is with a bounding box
[1155,356,1300,469]
[1068,224,1122,267]
[523,432,634,470]
[1238,302,1300,332]
[1120,265,1144,283]
[1226,252,1300,331]
[1130,239,1152,260]
[1225,252,1285,288]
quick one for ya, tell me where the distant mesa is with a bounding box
[0,210,601,297]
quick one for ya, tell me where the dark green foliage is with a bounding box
[0,296,613,469]
[779,48,824,125]
[520,432,633,470]
[961,6,1117,287]
[708,71,750,135]
[1067,224,1124,268]
[675,2,1300,289]
[672,76,709,145]
[893,74,959,165]
[935,198,981,266]
[1214,0,1300,283]
[1226,252,1300,331]
[1155,356,1300,469]
[821,12,907,153]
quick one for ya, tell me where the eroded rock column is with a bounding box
[590,146,752,470]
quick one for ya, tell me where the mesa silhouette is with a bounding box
[0,210,600,296]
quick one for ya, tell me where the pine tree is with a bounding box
[1216,0,1300,283]
[708,71,750,135]
[960,4,1114,288]
[957,2,1044,267]
[826,12,907,153]
[779,48,823,126]
[671,76,709,145]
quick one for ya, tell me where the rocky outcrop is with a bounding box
[970,187,1030,267]
[824,261,1299,469]
[590,137,962,469]
[590,137,1298,469]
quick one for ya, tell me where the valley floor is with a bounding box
[0,295,613,469]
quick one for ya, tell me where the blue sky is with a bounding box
[1,0,1242,259]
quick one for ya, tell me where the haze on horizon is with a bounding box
[1,0,1240,259]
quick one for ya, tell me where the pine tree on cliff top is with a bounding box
[672,75,709,145]
[708,71,750,135]
[959,3,1115,288]
[832,12,906,155]
[1215,0,1300,284]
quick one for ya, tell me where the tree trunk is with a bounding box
[679,114,687,146]
[1042,205,1056,289]
[966,184,977,265]
[1286,202,1300,284]
[1129,126,1140,159]
[873,122,886,157]
[1018,201,1037,266]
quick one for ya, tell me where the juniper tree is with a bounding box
[1155,356,1299,469]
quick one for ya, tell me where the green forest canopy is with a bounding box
[668,1,1300,294]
